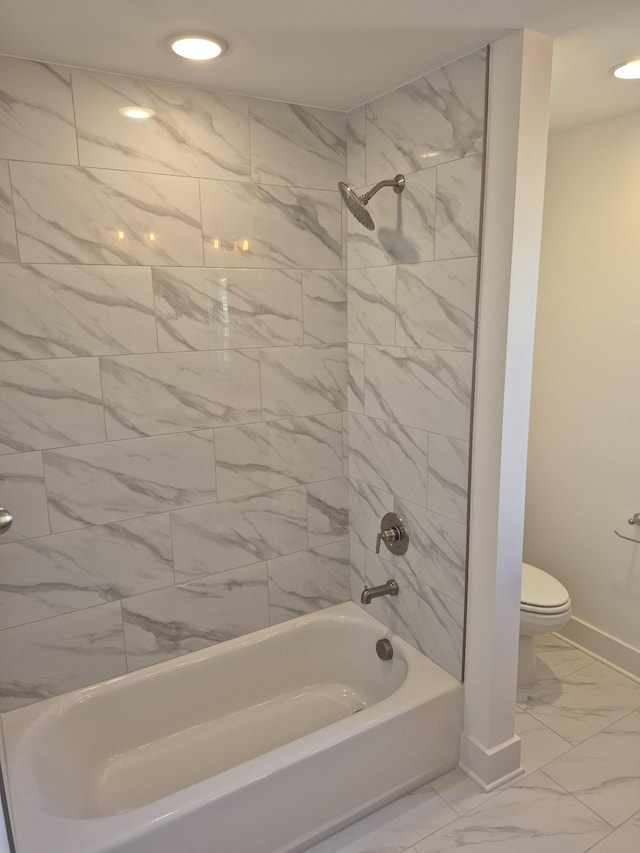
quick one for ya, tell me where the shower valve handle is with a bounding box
[375,513,409,556]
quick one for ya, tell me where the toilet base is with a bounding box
[517,634,538,689]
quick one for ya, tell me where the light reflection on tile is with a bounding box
[73,69,250,180]
[201,179,341,269]
[11,162,203,265]
[153,267,304,351]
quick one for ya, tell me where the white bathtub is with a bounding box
[1,602,463,853]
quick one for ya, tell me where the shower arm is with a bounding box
[359,174,405,206]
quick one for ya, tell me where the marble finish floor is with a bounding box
[304,635,640,853]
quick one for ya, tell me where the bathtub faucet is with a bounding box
[361,580,399,605]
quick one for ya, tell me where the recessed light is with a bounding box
[610,58,640,79]
[167,33,228,61]
[118,106,155,119]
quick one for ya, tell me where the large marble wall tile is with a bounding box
[365,550,463,678]
[122,564,269,671]
[201,179,341,269]
[391,496,466,604]
[347,168,436,268]
[73,70,250,181]
[346,106,366,188]
[0,264,157,360]
[348,266,397,344]
[0,57,77,164]
[43,430,216,532]
[100,350,261,439]
[153,267,304,351]
[307,477,349,547]
[267,540,350,624]
[342,411,349,476]
[0,514,173,630]
[260,345,347,419]
[0,161,19,262]
[171,487,307,581]
[215,413,343,499]
[349,477,393,551]
[396,257,478,351]
[365,50,487,183]
[0,452,50,543]
[0,358,106,453]
[11,163,203,265]
[427,434,469,525]
[348,413,429,508]
[347,344,365,414]
[249,99,346,189]
[435,154,483,260]
[364,346,472,439]
[0,602,126,711]
[302,270,347,344]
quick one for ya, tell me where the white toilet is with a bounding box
[518,562,571,688]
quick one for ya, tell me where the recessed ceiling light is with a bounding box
[118,106,156,119]
[167,33,228,61]
[610,58,640,79]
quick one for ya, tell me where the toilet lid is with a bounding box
[521,562,570,609]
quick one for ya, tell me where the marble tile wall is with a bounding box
[0,54,350,710]
[346,49,487,679]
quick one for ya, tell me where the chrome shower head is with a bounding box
[338,181,375,231]
[338,174,405,231]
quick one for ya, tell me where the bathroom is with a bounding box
[0,2,639,851]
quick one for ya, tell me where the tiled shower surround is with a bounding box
[346,49,486,678]
[0,48,486,708]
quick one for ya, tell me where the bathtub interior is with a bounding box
[5,610,409,820]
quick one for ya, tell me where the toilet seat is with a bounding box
[521,562,570,612]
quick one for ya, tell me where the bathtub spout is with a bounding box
[361,580,399,605]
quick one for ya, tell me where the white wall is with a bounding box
[525,108,640,671]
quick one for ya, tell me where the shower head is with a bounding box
[338,182,375,230]
[338,174,405,231]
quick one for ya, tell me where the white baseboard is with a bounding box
[558,617,640,681]
[458,732,524,792]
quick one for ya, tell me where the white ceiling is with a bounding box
[1,0,640,132]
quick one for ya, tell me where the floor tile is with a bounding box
[429,766,500,816]
[515,707,574,772]
[413,771,611,853]
[543,711,640,827]
[535,634,595,684]
[303,784,457,853]
[522,661,640,744]
[583,812,640,853]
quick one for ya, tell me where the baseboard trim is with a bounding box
[557,617,640,682]
[458,732,524,792]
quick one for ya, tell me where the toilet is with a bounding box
[518,562,571,688]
